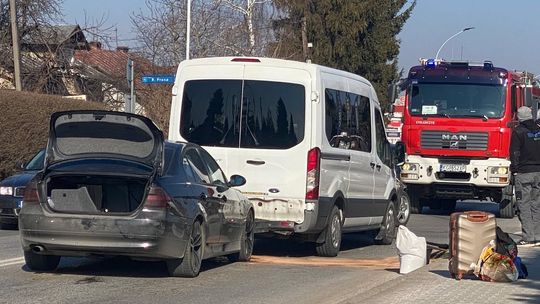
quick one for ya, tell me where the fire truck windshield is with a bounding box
[408,83,506,118]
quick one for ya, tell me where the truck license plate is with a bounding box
[440,164,466,172]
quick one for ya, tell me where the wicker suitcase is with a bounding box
[448,211,496,280]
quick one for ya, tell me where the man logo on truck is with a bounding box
[442,134,468,141]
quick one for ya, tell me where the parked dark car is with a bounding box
[19,111,254,277]
[0,149,45,229]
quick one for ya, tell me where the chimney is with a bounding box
[89,41,102,50]
[117,46,129,53]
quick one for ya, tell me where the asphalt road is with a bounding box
[0,201,521,304]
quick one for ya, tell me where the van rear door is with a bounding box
[178,64,311,223]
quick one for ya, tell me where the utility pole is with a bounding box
[126,58,135,113]
[186,0,191,60]
[9,0,22,91]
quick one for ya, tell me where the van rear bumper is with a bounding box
[253,198,333,235]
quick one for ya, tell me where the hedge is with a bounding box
[0,90,109,179]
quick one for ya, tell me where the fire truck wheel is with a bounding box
[409,192,422,214]
[499,199,515,219]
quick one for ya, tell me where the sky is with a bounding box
[63,0,540,75]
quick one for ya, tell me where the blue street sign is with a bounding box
[141,75,176,84]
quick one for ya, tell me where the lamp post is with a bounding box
[435,27,475,60]
[186,0,191,60]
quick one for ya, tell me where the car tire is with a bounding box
[24,251,60,271]
[374,203,397,245]
[0,222,16,230]
[315,206,342,257]
[166,220,204,278]
[228,210,255,262]
[396,192,411,225]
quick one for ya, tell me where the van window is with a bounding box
[325,89,371,152]
[374,108,391,166]
[180,80,305,149]
[181,80,242,147]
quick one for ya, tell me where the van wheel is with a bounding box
[24,251,60,271]
[396,192,411,225]
[374,203,397,245]
[167,220,204,277]
[315,206,342,257]
[228,210,255,262]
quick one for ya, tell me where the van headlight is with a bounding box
[0,186,13,196]
[487,166,509,184]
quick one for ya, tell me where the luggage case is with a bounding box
[448,211,496,280]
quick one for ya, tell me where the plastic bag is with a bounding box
[396,225,427,274]
[474,241,518,282]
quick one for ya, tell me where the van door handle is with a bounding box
[376,164,382,171]
[370,162,376,169]
[246,160,265,165]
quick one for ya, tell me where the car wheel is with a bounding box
[315,206,342,257]
[396,192,410,225]
[24,251,60,271]
[228,210,255,262]
[166,220,204,277]
[0,222,17,230]
[374,203,397,245]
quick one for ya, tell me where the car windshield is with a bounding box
[408,83,506,118]
[25,149,45,170]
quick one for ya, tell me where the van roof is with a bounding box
[177,57,373,88]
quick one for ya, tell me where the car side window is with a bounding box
[374,108,391,166]
[198,148,228,186]
[183,149,211,184]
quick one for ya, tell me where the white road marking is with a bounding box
[0,257,24,267]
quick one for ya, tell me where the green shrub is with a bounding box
[0,90,109,179]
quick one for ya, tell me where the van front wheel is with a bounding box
[315,206,342,257]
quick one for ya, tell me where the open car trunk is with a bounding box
[46,174,149,214]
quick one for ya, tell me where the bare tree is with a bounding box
[131,0,277,65]
[0,0,63,89]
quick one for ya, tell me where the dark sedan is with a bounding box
[0,149,45,229]
[19,110,254,277]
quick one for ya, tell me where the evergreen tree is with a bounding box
[272,0,415,108]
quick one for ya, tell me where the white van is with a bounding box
[169,57,404,256]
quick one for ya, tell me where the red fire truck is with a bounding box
[398,59,540,218]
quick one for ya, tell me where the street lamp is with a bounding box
[435,27,475,60]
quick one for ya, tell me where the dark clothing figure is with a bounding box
[510,108,540,246]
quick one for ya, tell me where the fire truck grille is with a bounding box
[421,131,488,150]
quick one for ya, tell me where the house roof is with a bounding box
[22,25,87,49]
[74,44,175,91]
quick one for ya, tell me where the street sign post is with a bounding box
[141,75,176,84]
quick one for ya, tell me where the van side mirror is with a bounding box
[387,83,397,108]
[392,141,406,165]
[228,174,246,187]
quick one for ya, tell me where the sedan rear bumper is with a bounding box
[19,210,190,260]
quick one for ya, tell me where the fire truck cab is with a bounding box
[398,59,540,218]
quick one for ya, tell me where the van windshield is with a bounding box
[180,80,305,149]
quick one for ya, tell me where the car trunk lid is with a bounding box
[47,110,164,171]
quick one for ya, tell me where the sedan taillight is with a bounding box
[23,181,39,205]
[143,185,172,210]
